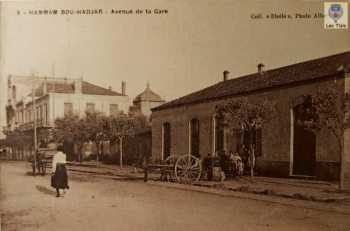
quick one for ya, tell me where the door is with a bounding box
[293,106,316,176]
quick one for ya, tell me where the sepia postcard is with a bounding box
[0,1,350,230]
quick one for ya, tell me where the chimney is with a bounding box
[43,77,47,95]
[108,86,112,91]
[258,63,265,74]
[223,70,230,81]
[121,81,126,95]
[12,85,17,102]
[7,75,12,104]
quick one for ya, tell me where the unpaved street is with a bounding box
[1,161,350,231]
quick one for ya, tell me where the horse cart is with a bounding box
[144,154,202,184]
[28,148,56,176]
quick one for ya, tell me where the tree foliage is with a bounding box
[4,128,33,148]
[53,111,149,165]
[218,98,277,132]
[217,97,277,179]
[54,114,90,162]
[296,87,350,190]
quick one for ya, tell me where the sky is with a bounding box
[0,0,350,138]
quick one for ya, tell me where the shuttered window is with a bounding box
[110,104,119,117]
[64,103,73,116]
[163,122,171,159]
[190,119,200,158]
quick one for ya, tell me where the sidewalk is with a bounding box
[193,176,350,203]
[64,161,350,203]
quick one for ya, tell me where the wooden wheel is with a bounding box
[175,154,202,184]
[164,155,178,166]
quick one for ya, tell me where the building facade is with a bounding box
[151,51,350,182]
[5,76,130,159]
[129,83,165,118]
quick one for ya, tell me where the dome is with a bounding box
[133,83,164,103]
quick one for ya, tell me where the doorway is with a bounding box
[292,104,316,176]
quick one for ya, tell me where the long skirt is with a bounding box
[51,164,69,189]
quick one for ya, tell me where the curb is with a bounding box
[147,181,350,215]
[67,167,145,181]
[57,163,350,210]
[67,165,350,203]
[215,185,349,203]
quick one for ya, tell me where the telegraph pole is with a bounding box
[10,75,80,173]
[32,80,38,175]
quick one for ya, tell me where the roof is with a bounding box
[47,82,74,94]
[133,83,164,103]
[45,81,123,96]
[153,51,350,111]
[81,81,123,96]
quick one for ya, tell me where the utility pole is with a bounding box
[10,75,80,173]
[32,79,38,175]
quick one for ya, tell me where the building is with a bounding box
[129,83,165,118]
[151,51,350,182]
[5,76,129,159]
[114,83,165,164]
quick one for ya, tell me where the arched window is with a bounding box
[162,122,171,159]
[190,119,200,158]
[215,113,225,152]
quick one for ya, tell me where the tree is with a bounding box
[4,128,33,160]
[217,98,277,179]
[83,112,109,166]
[296,87,350,191]
[54,114,89,162]
[108,114,147,168]
[54,112,149,167]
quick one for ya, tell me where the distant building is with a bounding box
[129,83,165,118]
[5,76,129,160]
[151,51,350,182]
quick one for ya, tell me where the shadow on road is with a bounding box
[25,171,34,176]
[35,185,56,196]
[25,171,47,177]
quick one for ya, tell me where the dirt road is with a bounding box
[1,161,349,231]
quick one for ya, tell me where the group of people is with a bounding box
[218,150,244,178]
[203,149,245,181]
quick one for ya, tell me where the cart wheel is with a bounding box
[164,155,177,165]
[175,154,202,184]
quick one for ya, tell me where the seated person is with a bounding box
[230,152,244,176]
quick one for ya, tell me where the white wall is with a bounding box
[51,92,130,121]
[8,92,130,128]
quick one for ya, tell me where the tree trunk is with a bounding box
[249,144,255,180]
[340,148,345,191]
[119,137,123,168]
[337,137,345,191]
[334,131,344,191]
[96,142,99,167]
[78,143,83,163]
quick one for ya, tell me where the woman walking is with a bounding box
[51,145,69,197]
